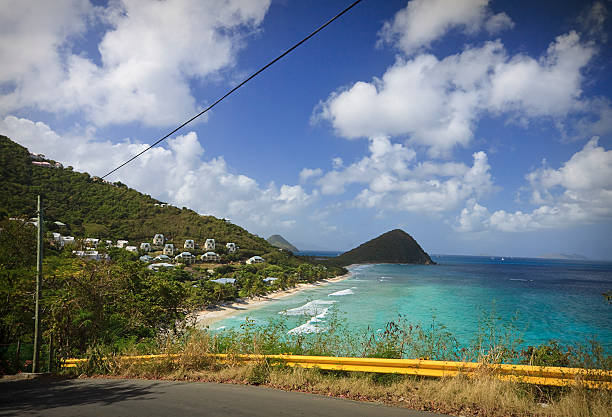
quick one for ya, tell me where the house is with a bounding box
[84,238,99,247]
[246,256,265,265]
[125,246,138,253]
[153,234,165,246]
[116,240,129,248]
[175,251,196,264]
[163,243,174,256]
[61,236,75,245]
[147,263,175,271]
[139,255,153,262]
[140,242,151,252]
[263,277,278,285]
[153,254,171,262]
[30,153,45,161]
[201,251,220,262]
[52,232,61,241]
[205,238,215,251]
[104,240,113,247]
[210,278,236,285]
[32,161,52,168]
[184,239,195,249]
[72,250,106,261]
[226,242,237,253]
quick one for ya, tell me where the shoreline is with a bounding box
[194,267,355,328]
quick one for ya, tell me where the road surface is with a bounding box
[0,377,447,416]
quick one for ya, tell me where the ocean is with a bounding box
[211,255,612,353]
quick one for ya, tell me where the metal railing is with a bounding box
[62,353,612,389]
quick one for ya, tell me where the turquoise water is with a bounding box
[210,256,612,352]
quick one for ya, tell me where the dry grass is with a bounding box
[73,353,611,417]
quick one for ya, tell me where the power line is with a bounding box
[101,0,364,179]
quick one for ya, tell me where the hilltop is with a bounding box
[267,234,299,252]
[334,229,435,265]
[0,135,275,255]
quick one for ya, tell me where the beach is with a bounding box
[194,271,353,328]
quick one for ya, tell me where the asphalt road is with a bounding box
[0,377,447,417]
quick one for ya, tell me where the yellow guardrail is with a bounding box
[61,353,612,389]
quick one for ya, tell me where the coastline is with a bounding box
[194,267,355,328]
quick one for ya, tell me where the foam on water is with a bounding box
[279,300,336,316]
[328,289,354,296]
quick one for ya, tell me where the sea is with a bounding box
[211,255,612,353]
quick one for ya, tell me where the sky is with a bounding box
[1,0,611,259]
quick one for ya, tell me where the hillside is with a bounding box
[0,135,275,253]
[267,234,299,252]
[334,229,435,265]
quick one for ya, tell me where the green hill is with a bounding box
[0,135,274,254]
[267,234,299,252]
[334,229,435,265]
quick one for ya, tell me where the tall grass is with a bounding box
[69,312,611,417]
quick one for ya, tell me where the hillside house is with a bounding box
[246,256,265,265]
[84,238,99,247]
[140,242,151,252]
[61,236,75,245]
[32,161,52,168]
[175,251,195,264]
[201,252,220,262]
[205,239,215,250]
[139,255,153,262]
[153,234,165,246]
[116,240,129,248]
[184,239,195,249]
[210,278,235,285]
[163,243,174,256]
[153,254,171,262]
[226,242,236,253]
[73,250,106,261]
[125,246,138,253]
[52,232,61,241]
[263,277,278,285]
[147,263,175,271]
[30,153,45,161]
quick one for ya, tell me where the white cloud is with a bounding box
[313,136,493,214]
[316,31,596,156]
[378,0,513,54]
[299,168,323,183]
[0,0,271,127]
[456,137,612,232]
[0,115,315,232]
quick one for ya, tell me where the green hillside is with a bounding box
[0,135,273,253]
[334,229,435,265]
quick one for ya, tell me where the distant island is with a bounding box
[538,253,589,260]
[267,234,299,252]
[333,229,435,266]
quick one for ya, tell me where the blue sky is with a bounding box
[1,0,611,258]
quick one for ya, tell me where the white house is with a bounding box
[210,278,236,285]
[201,252,220,262]
[163,243,174,256]
[153,254,171,262]
[139,255,153,262]
[61,236,75,245]
[147,262,175,271]
[263,277,278,285]
[140,242,151,252]
[73,250,106,261]
[205,238,215,251]
[184,239,195,249]
[175,251,196,264]
[246,256,265,265]
[125,246,138,253]
[52,232,61,241]
[105,240,113,247]
[116,240,129,248]
[153,234,165,246]
[84,238,99,248]
[226,242,236,253]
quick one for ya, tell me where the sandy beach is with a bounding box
[194,270,353,328]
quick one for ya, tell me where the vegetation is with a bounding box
[332,229,435,266]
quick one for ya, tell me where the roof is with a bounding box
[263,277,278,282]
[147,263,175,270]
[210,278,236,284]
[204,251,218,256]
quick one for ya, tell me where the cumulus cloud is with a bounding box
[0,115,315,232]
[378,0,513,54]
[316,31,596,156]
[312,136,494,214]
[0,0,271,127]
[456,137,612,232]
[299,168,323,183]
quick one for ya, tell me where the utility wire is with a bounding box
[101,0,364,179]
